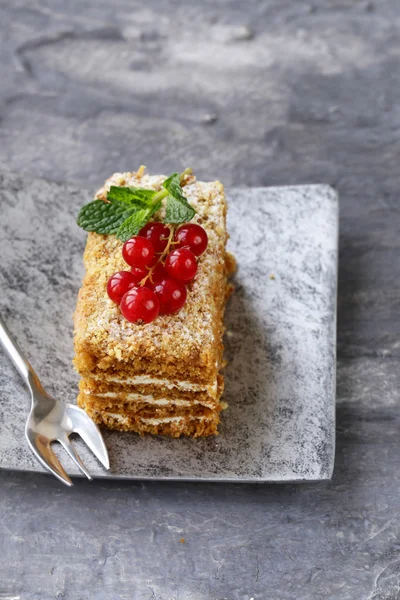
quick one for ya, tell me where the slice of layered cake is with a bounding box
[73,168,233,437]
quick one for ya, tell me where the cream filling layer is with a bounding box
[104,412,209,425]
[85,390,215,409]
[90,374,218,396]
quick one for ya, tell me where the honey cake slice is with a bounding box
[73,170,232,437]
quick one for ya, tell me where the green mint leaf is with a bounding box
[163,173,196,224]
[116,201,162,242]
[77,200,136,235]
[107,186,157,206]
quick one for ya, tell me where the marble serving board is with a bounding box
[0,173,338,482]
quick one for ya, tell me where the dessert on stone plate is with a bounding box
[73,167,234,437]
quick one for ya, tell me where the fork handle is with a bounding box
[0,315,43,392]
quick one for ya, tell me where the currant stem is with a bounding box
[139,225,176,287]
[161,225,178,261]
[139,168,192,287]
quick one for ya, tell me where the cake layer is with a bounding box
[82,390,214,410]
[83,405,220,437]
[73,173,229,384]
[77,362,223,385]
[84,372,220,398]
[78,392,220,419]
[79,376,224,408]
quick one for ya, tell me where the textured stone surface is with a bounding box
[1,0,400,598]
[0,174,337,482]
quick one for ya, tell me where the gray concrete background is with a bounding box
[1,0,400,598]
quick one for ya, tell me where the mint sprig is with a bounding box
[76,169,195,241]
[163,173,196,223]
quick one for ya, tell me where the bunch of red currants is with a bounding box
[107,222,208,323]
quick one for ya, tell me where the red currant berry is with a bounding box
[165,247,198,282]
[130,265,147,284]
[138,222,170,253]
[175,224,208,256]
[154,277,187,315]
[122,236,155,268]
[107,271,137,304]
[120,287,160,323]
[146,252,160,269]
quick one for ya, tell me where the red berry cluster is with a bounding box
[107,222,208,323]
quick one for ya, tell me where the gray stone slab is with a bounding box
[0,174,338,482]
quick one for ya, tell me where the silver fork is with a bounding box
[0,316,109,486]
